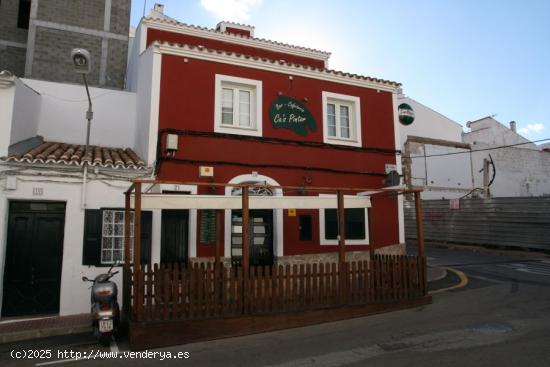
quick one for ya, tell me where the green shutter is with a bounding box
[82,209,102,265]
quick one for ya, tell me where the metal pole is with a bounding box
[82,74,93,151]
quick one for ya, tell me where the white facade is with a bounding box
[398,95,463,145]
[402,110,550,199]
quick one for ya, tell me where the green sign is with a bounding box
[269,96,316,136]
[199,210,216,244]
[398,103,415,126]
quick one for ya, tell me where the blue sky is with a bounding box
[131,0,550,143]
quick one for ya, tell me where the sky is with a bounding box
[130,0,550,143]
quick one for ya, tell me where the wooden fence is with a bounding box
[125,255,427,322]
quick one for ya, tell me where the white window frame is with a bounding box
[318,194,369,245]
[214,74,263,137]
[322,91,362,147]
[100,209,134,264]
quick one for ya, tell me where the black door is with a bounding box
[161,210,189,264]
[231,209,274,267]
[2,201,65,317]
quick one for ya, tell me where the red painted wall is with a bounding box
[156,53,400,258]
[147,28,326,69]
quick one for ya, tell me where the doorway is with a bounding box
[231,209,274,266]
[161,210,189,264]
[2,201,66,317]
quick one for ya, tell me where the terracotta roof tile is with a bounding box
[2,141,146,170]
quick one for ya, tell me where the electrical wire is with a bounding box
[403,138,550,159]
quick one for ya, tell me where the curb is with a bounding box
[0,325,91,345]
[429,267,468,295]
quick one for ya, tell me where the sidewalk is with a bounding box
[0,314,90,344]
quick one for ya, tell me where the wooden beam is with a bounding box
[242,186,250,270]
[414,191,425,258]
[131,178,422,194]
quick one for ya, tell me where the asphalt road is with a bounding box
[3,244,550,367]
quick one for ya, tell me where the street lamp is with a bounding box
[71,48,93,152]
[71,48,92,209]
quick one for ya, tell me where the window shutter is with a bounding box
[82,209,102,265]
[140,211,152,265]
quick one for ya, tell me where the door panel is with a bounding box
[2,202,65,317]
[231,210,274,266]
[161,210,189,264]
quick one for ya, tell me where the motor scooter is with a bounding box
[82,263,120,346]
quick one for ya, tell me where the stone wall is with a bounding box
[0,0,29,44]
[190,244,406,268]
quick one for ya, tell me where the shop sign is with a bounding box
[398,103,415,126]
[269,96,316,136]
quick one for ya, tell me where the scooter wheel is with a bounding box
[99,333,112,347]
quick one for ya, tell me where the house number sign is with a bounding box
[269,96,316,136]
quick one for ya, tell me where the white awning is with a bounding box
[130,194,371,210]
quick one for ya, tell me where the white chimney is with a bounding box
[153,3,164,14]
[510,121,516,133]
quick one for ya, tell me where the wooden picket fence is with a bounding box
[125,255,427,322]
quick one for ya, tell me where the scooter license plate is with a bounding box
[99,319,113,333]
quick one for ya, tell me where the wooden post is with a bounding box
[134,182,142,267]
[242,185,250,271]
[368,207,375,261]
[337,190,346,264]
[215,209,222,268]
[414,191,425,258]
[123,192,131,321]
[124,192,131,269]
[337,190,346,304]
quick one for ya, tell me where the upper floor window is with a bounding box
[322,91,362,147]
[215,74,262,137]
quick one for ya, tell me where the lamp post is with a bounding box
[71,48,93,209]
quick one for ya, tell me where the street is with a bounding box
[2,244,550,367]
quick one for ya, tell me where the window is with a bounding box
[83,209,152,266]
[17,0,31,29]
[100,210,133,264]
[322,91,362,147]
[215,74,262,137]
[318,195,369,245]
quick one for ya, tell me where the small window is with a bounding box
[17,0,31,29]
[322,91,362,147]
[299,215,312,241]
[100,210,134,264]
[215,74,262,137]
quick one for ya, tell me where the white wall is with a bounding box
[464,117,538,150]
[19,79,137,149]
[126,23,146,93]
[407,140,550,199]
[10,79,42,145]
[0,171,162,316]
[134,47,160,164]
[0,78,16,157]
[398,96,464,146]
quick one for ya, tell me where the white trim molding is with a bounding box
[0,40,27,49]
[214,74,263,137]
[392,92,405,243]
[155,42,399,93]
[141,18,330,63]
[318,194,370,246]
[225,174,284,258]
[322,91,362,148]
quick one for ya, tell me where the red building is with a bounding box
[130,17,405,267]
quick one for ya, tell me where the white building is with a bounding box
[400,99,550,199]
[0,74,154,317]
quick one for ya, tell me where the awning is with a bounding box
[130,194,371,210]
